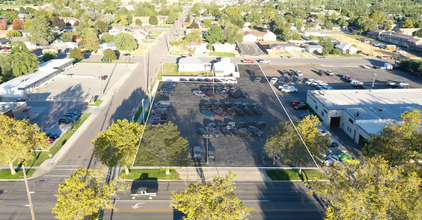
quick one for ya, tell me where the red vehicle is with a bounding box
[212,109,226,117]
[46,138,54,144]
[202,90,215,98]
[204,78,213,83]
[101,75,108,80]
[213,78,222,83]
[242,59,254,63]
[359,38,365,42]
[291,101,304,106]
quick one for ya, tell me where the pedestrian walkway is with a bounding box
[175,167,273,182]
[305,51,318,58]
[288,50,302,58]
[136,99,150,124]
[27,63,140,179]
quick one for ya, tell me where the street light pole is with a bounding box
[372,73,377,89]
[22,164,36,220]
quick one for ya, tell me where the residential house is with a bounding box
[367,29,384,38]
[131,26,150,41]
[397,28,419,36]
[132,16,151,26]
[109,26,126,35]
[186,41,210,55]
[51,27,64,34]
[243,30,276,42]
[335,42,357,54]
[178,57,211,73]
[17,13,28,21]
[19,30,30,37]
[10,37,35,50]
[267,43,296,51]
[213,43,236,53]
[59,17,79,26]
[406,38,422,49]
[302,31,325,37]
[378,31,415,47]
[100,42,117,52]
[305,45,323,54]
[332,24,341,31]
[212,57,238,77]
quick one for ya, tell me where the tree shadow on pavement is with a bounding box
[107,86,146,126]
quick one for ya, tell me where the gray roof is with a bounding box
[178,57,205,65]
[11,37,29,42]
[306,45,323,48]
[0,38,10,43]
[335,42,349,50]
[269,43,295,48]
[380,31,414,40]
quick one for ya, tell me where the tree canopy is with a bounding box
[69,48,84,60]
[93,119,142,174]
[28,16,53,45]
[52,168,126,220]
[149,15,158,25]
[83,28,100,51]
[0,52,39,78]
[224,23,243,44]
[171,170,252,220]
[114,33,138,51]
[43,51,57,62]
[10,41,30,54]
[0,115,48,174]
[134,122,188,166]
[205,25,224,45]
[308,156,422,219]
[183,30,202,44]
[11,17,24,30]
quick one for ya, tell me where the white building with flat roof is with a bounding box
[0,59,74,100]
[306,89,422,146]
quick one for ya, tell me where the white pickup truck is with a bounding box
[130,187,158,199]
[278,85,298,93]
[350,80,364,87]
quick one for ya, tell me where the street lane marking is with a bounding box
[115,209,324,212]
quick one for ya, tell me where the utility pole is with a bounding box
[22,164,36,220]
[372,73,377,89]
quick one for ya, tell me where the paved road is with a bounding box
[163,56,395,67]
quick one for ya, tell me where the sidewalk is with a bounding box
[28,63,140,179]
[288,50,302,58]
[174,167,273,181]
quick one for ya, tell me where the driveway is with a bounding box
[238,43,267,56]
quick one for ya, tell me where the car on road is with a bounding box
[242,59,254,63]
[300,112,312,119]
[201,110,215,117]
[130,187,158,199]
[233,108,245,116]
[197,128,211,138]
[212,109,226,117]
[325,70,334,76]
[338,153,360,165]
[239,128,253,137]
[252,107,263,116]
[257,59,271,64]
[317,128,331,136]
[293,104,307,110]
[101,59,111,62]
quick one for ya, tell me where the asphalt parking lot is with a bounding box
[161,64,315,167]
[30,63,131,101]
[238,43,267,56]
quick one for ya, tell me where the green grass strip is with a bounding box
[210,52,236,57]
[133,106,143,122]
[266,170,325,181]
[0,169,36,179]
[88,100,103,106]
[119,169,180,180]
[13,113,91,167]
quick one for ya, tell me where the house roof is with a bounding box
[335,42,350,50]
[11,37,29,42]
[186,41,201,46]
[244,30,273,37]
[380,31,414,40]
[178,57,205,65]
[0,38,10,43]
[133,16,150,23]
[306,45,323,48]
[407,38,421,43]
[110,26,125,31]
[269,43,295,47]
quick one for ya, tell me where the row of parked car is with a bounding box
[180,78,237,84]
[200,101,263,118]
[58,111,82,124]
[158,81,177,98]
[198,121,266,138]
[147,100,172,127]
[192,86,250,99]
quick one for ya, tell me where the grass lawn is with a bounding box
[131,45,155,55]
[152,24,171,28]
[209,52,235,57]
[133,106,143,122]
[120,169,180,180]
[151,31,163,35]
[324,53,363,58]
[0,168,36,179]
[13,113,91,167]
[88,100,103,106]
[266,170,326,181]
[308,36,325,41]
[346,34,372,41]
[160,63,212,76]
[142,40,155,44]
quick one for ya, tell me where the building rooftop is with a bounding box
[0,59,74,91]
[308,89,422,110]
[178,57,205,65]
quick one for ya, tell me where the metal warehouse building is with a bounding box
[0,59,74,100]
[306,89,422,146]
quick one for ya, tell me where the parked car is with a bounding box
[257,59,271,64]
[398,81,410,87]
[229,127,242,137]
[226,108,237,116]
[58,117,75,124]
[201,110,215,117]
[251,103,261,108]
[327,154,342,165]
[179,78,188,82]
[317,128,331,136]
[385,80,397,86]
[243,107,254,115]
[317,70,325,75]
[293,104,307,110]
[338,153,360,165]
[46,132,60,140]
[189,78,198,83]
[212,109,226,117]
[291,100,303,106]
[295,78,304,84]
[253,77,262,83]
[233,108,245,116]
[236,122,247,129]
[197,128,211,138]
[248,126,263,137]
[218,90,229,98]
[239,128,253,137]
[250,121,266,129]
[296,70,303,76]
[279,85,298,93]
[289,70,296,76]
[282,70,289,76]
[325,70,334,76]
[300,112,312,119]
[261,150,272,167]
[270,77,278,84]
[252,107,263,116]
[101,75,108,80]
[202,90,215,98]
[240,91,250,99]
[193,90,206,98]
[219,127,232,137]
[242,59,254,63]
[208,127,223,138]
